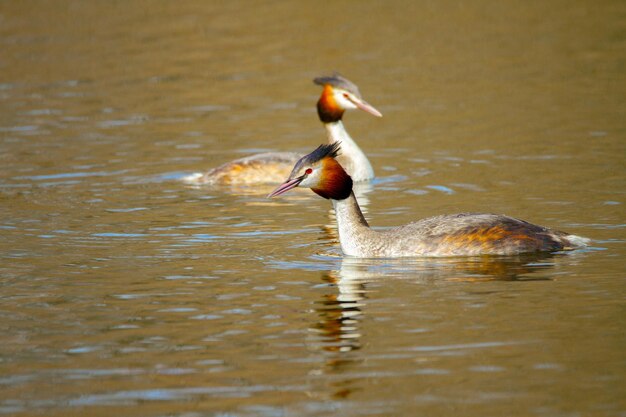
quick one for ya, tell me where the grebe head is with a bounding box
[268,143,353,200]
[314,74,382,123]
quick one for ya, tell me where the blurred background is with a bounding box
[0,2,624,416]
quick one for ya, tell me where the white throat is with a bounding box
[325,122,374,182]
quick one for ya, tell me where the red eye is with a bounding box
[305,168,313,175]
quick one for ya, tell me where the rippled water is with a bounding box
[1,2,625,416]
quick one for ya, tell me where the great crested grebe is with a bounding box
[268,144,589,257]
[185,74,382,185]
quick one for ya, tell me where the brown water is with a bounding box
[1,1,625,416]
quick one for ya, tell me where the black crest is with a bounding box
[305,142,341,163]
[289,143,341,178]
[313,73,362,99]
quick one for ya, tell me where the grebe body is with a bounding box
[193,152,300,185]
[187,74,381,185]
[268,144,589,258]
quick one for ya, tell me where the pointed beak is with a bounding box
[350,97,383,117]
[267,175,304,198]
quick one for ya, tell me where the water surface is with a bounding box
[0,2,624,416]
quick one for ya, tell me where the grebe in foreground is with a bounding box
[185,74,381,185]
[268,144,589,257]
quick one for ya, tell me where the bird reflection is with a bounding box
[308,252,561,399]
[184,182,308,199]
[308,260,370,400]
[310,252,559,358]
[311,269,367,354]
[440,252,559,281]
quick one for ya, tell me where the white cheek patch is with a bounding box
[334,90,357,110]
[300,169,322,188]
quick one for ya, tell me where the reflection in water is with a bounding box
[308,260,368,400]
[440,253,560,282]
[183,181,294,198]
[312,270,367,354]
[307,252,562,399]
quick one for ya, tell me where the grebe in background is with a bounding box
[184,74,382,186]
[268,144,589,258]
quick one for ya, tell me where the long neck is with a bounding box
[331,192,379,257]
[325,122,374,182]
